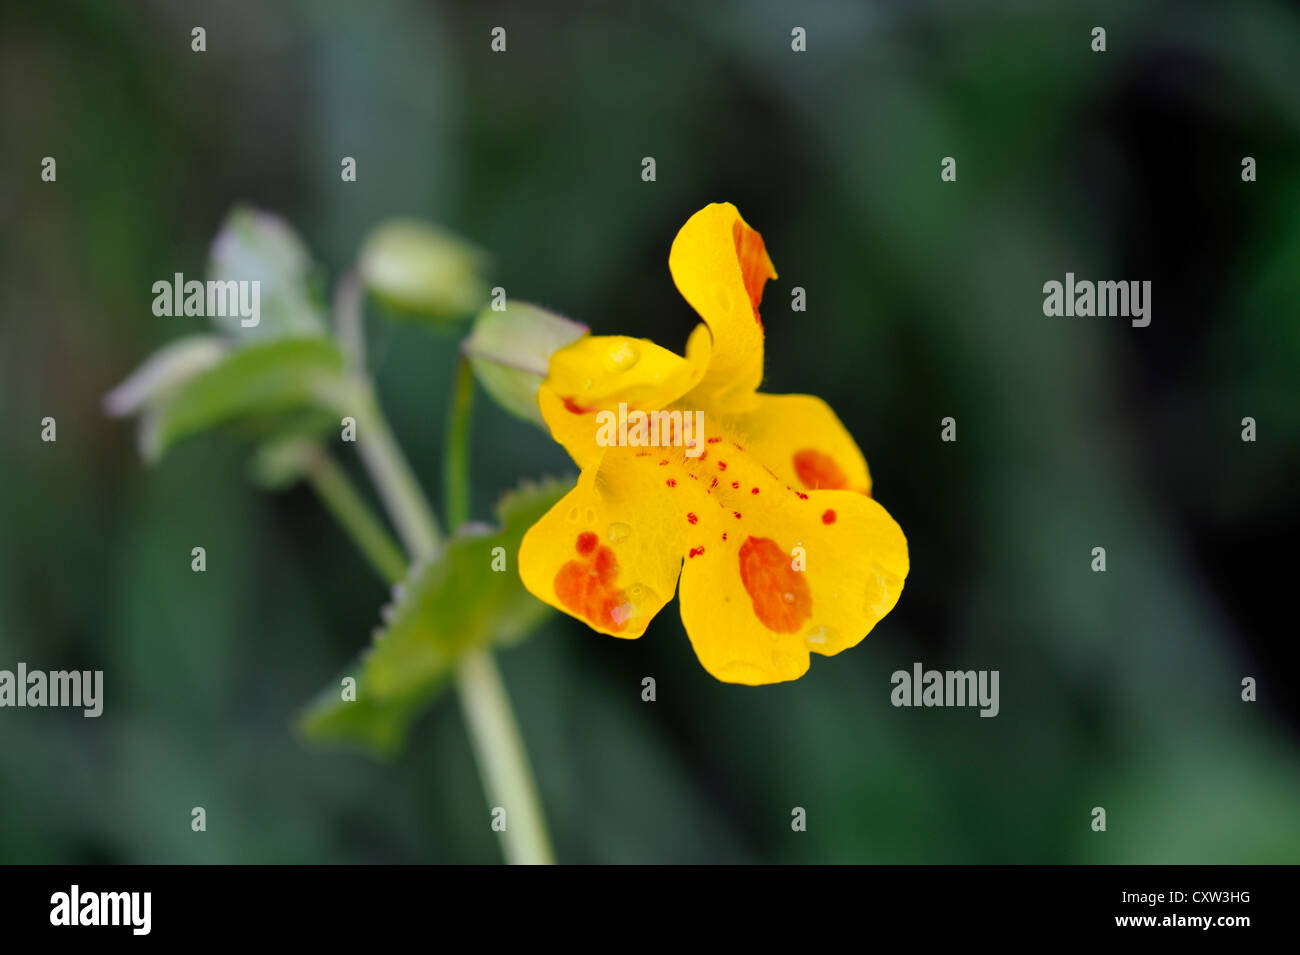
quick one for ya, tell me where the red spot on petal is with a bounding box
[687,513,698,525]
[738,536,812,633]
[699,450,708,462]
[659,459,669,466]
[666,478,676,487]
[821,509,837,524]
[688,546,705,558]
[576,532,598,556]
[710,477,719,489]
[733,511,743,520]
[722,532,728,541]
[717,461,727,471]
[750,487,760,495]
[796,492,809,500]
[793,449,850,490]
[731,481,740,489]
[562,396,592,415]
[707,437,721,444]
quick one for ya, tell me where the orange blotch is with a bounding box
[737,536,812,633]
[821,509,837,524]
[733,219,776,326]
[793,449,850,490]
[555,540,627,633]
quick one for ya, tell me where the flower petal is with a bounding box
[538,334,702,469]
[677,489,908,685]
[721,392,873,495]
[518,448,686,638]
[669,202,776,402]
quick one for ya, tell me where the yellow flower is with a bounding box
[519,203,908,685]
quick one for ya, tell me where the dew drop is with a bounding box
[804,624,834,647]
[781,591,796,605]
[608,522,632,543]
[567,506,580,522]
[603,339,640,372]
[584,507,597,523]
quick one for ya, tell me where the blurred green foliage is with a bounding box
[1,0,1298,863]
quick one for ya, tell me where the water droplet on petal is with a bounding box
[864,565,901,617]
[567,506,580,522]
[804,624,834,648]
[584,507,597,523]
[781,591,796,605]
[603,340,640,372]
[608,522,632,543]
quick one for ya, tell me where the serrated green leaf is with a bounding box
[102,335,230,418]
[208,205,329,342]
[142,336,350,463]
[298,476,573,756]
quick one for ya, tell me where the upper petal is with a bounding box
[669,203,776,403]
[538,334,703,470]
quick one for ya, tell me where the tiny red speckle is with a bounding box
[687,513,698,525]
[732,442,744,450]
[688,546,705,558]
[718,461,727,471]
[666,478,676,487]
[733,511,742,520]
[731,481,740,489]
[659,459,669,466]
[797,492,809,500]
[722,532,728,541]
[707,437,721,444]
[710,477,719,489]
[699,451,708,462]
[751,487,760,495]
[576,532,598,556]
[636,451,651,457]
[821,509,837,524]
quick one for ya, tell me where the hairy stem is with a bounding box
[443,359,555,865]
[305,449,407,586]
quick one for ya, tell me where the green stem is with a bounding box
[444,357,474,532]
[454,649,555,865]
[355,385,442,560]
[331,281,552,865]
[442,358,555,865]
[305,450,407,586]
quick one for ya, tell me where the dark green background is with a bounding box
[2,0,1298,863]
